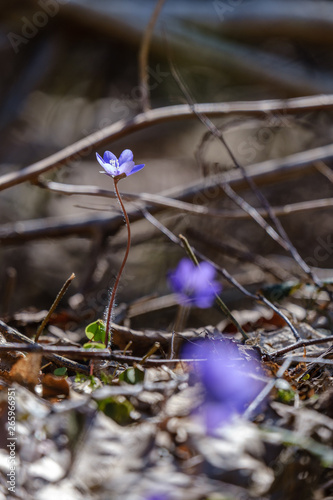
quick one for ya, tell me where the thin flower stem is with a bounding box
[174,305,190,333]
[170,305,190,359]
[105,178,131,347]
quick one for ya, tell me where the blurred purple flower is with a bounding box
[183,339,265,431]
[146,495,169,500]
[96,149,144,177]
[168,258,221,308]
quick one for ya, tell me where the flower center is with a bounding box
[109,159,119,170]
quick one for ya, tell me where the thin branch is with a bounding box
[0,320,90,374]
[35,273,75,341]
[38,178,333,220]
[266,335,333,360]
[315,161,333,184]
[299,342,333,379]
[169,60,320,285]
[187,228,292,281]
[3,143,333,245]
[244,357,293,419]
[283,356,333,367]
[139,0,167,112]
[220,181,289,250]
[37,178,229,215]
[142,207,179,243]
[7,323,331,369]
[0,320,203,368]
[142,210,301,341]
[0,342,208,367]
[1,95,333,191]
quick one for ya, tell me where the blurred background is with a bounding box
[1,0,333,331]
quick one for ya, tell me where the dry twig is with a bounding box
[1,95,333,191]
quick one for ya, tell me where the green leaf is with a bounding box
[83,341,106,349]
[260,281,302,302]
[100,372,114,384]
[74,373,97,387]
[53,367,67,376]
[85,320,106,343]
[277,388,295,404]
[118,366,145,385]
[75,373,86,383]
[97,396,133,425]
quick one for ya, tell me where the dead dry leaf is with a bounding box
[42,374,70,400]
[9,353,42,390]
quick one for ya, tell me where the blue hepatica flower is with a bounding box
[183,339,265,431]
[146,494,169,500]
[96,149,145,178]
[168,258,221,308]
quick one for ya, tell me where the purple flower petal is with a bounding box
[177,258,195,281]
[96,152,118,176]
[201,401,234,430]
[103,151,118,164]
[146,494,169,500]
[193,291,217,308]
[194,281,221,308]
[104,162,118,176]
[182,340,265,431]
[128,163,145,175]
[96,149,144,178]
[168,259,192,294]
[96,153,106,168]
[195,261,217,283]
[119,149,133,164]
[168,258,220,309]
[119,160,135,175]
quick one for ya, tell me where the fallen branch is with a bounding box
[1,143,332,244]
[0,320,90,374]
[267,336,333,360]
[1,95,333,191]
[0,322,201,369]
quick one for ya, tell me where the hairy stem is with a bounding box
[105,178,131,347]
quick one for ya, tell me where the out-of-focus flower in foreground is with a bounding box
[168,258,221,308]
[145,494,169,500]
[96,149,145,178]
[183,339,265,431]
